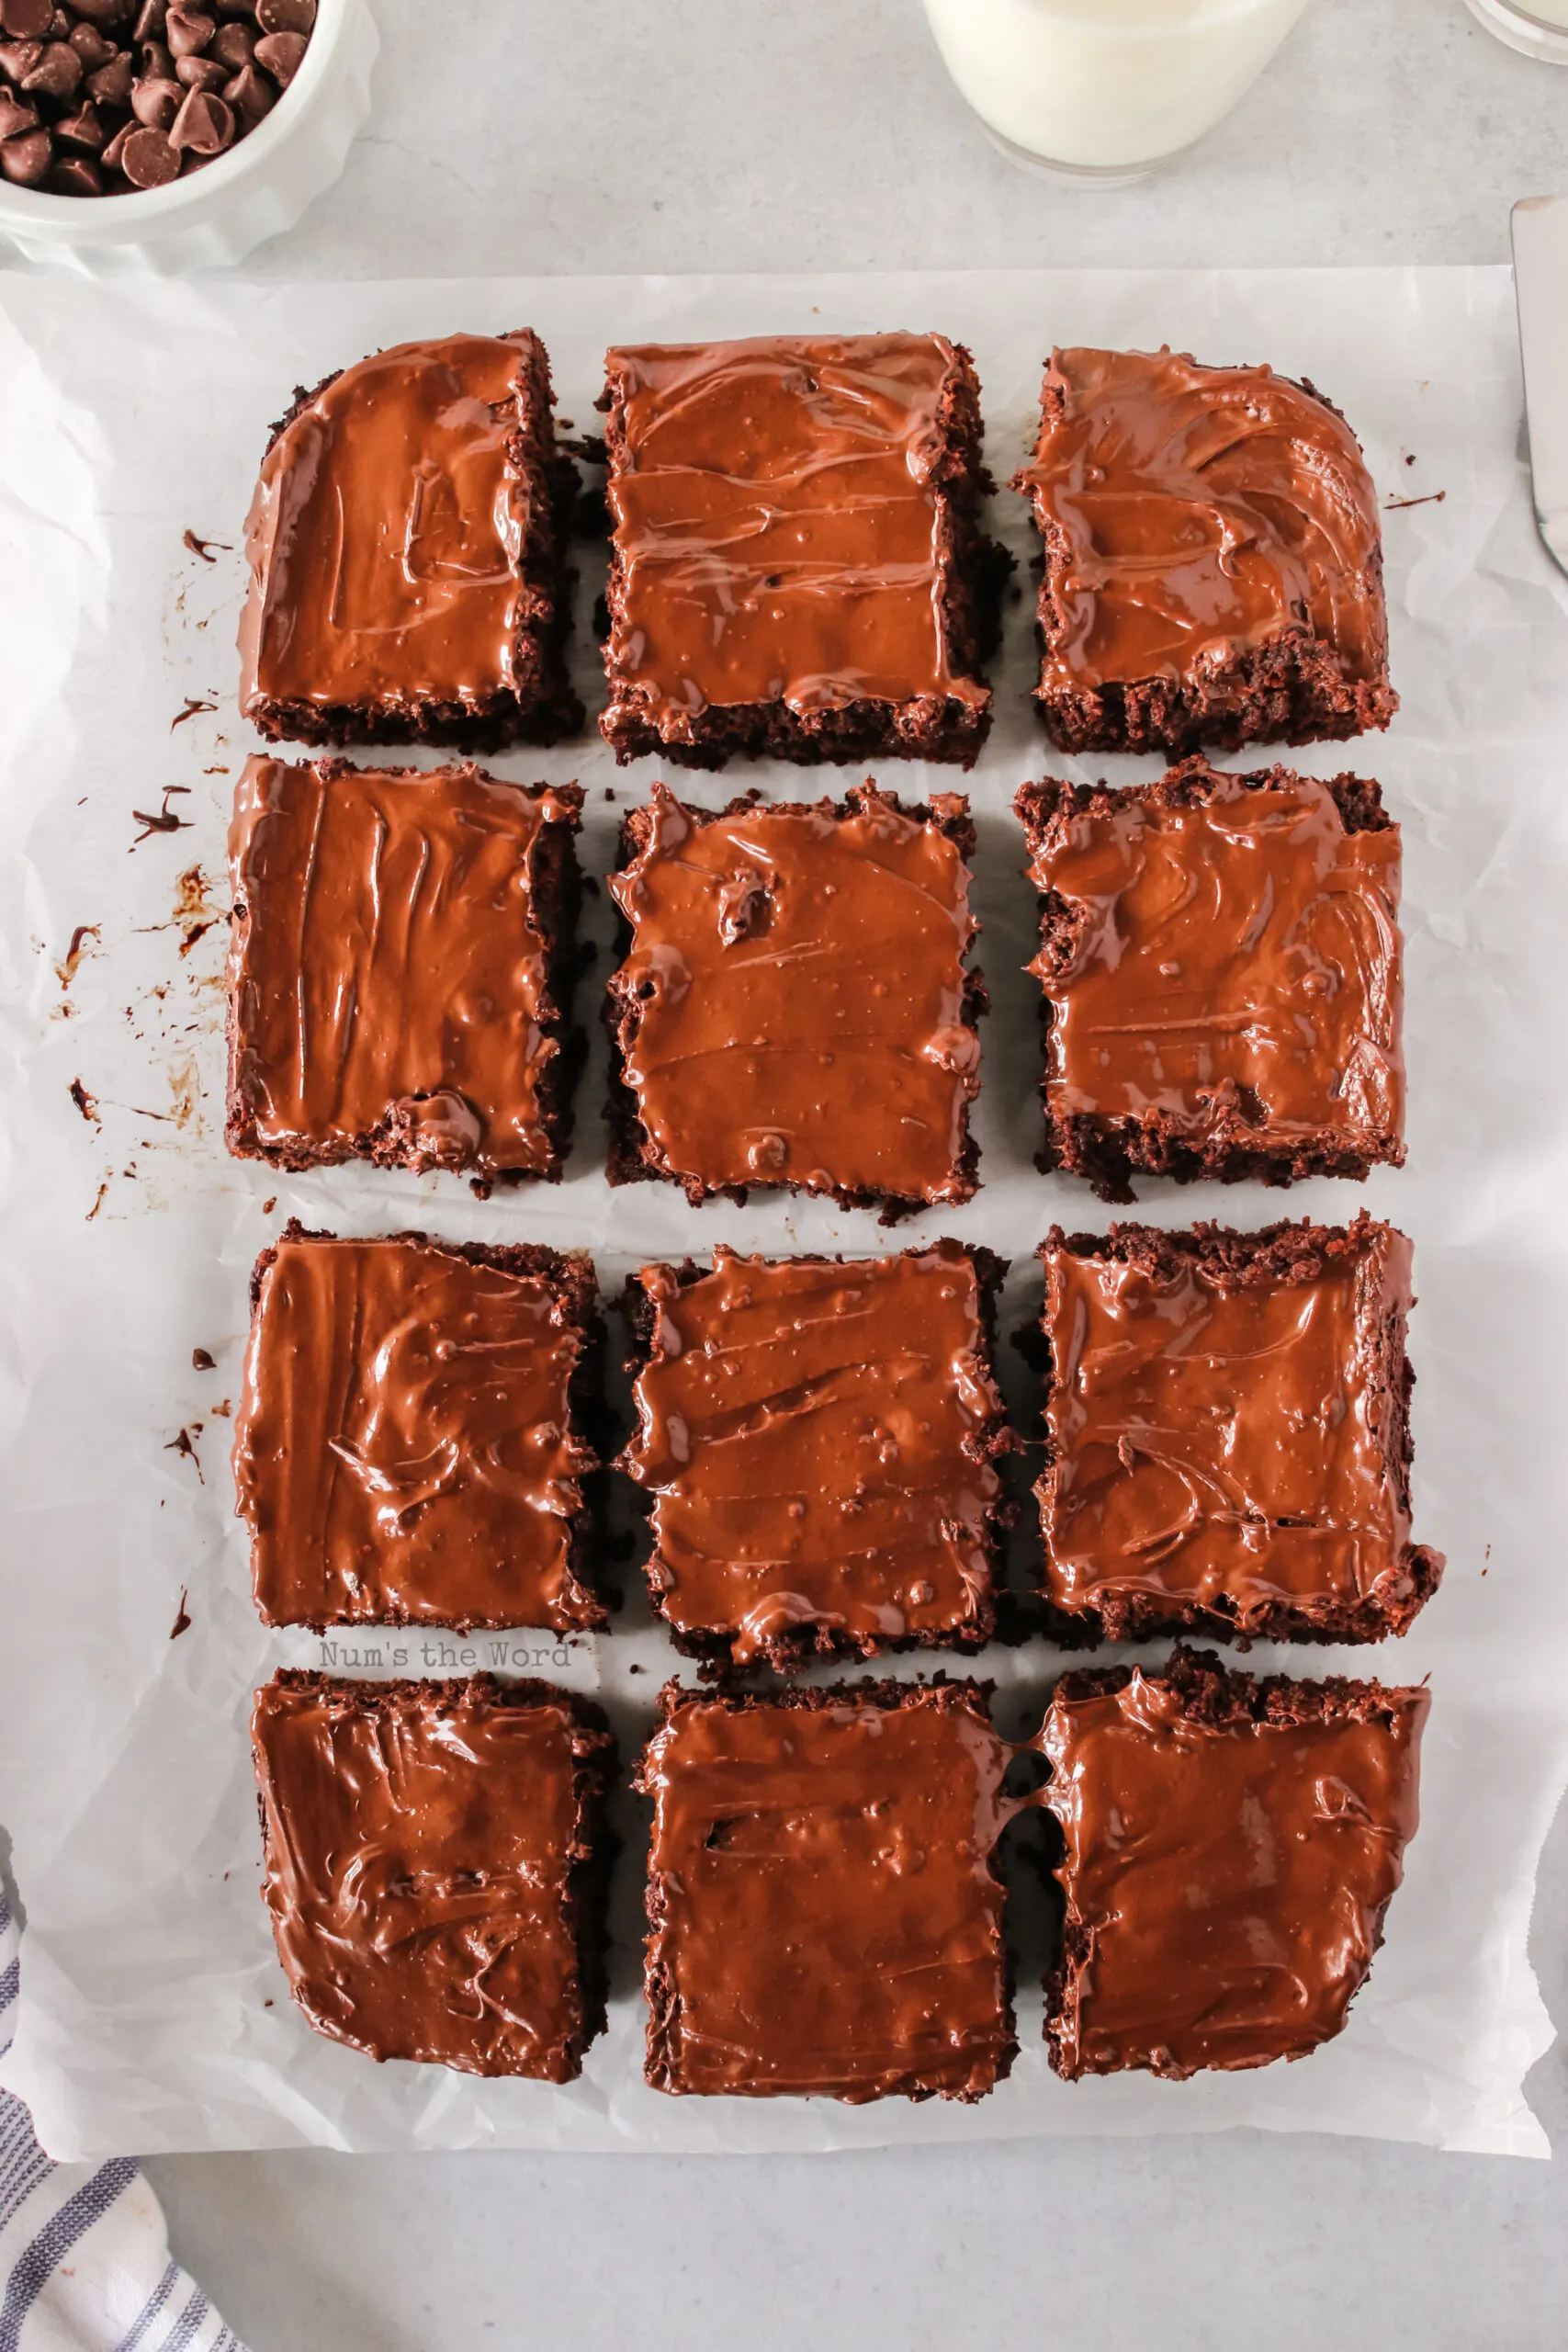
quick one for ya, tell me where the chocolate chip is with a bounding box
[55,96,106,143]
[168,80,226,147]
[67,19,116,63]
[220,52,267,118]
[0,119,49,176]
[85,47,131,101]
[130,68,176,121]
[251,24,299,80]
[19,36,80,93]
[118,116,175,179]
[47,150,101,190]
[0,0,52,38]
[17,0,303,196]
[164,5,213,53]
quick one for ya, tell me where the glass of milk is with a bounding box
[1465,0,1568,62]
[920,0,1312,183]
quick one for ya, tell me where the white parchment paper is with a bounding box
[0,266,1564,2162]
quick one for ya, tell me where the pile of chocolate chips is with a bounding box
[0,0,315,196]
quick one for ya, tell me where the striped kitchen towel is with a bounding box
[0,1890,247,2352]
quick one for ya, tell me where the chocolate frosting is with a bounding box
[227,756,578,1175]
[1016,346,1389,693]
[1027,763,1404,1159]
[604,334,988,725]
[235,1233,603,1634]
[1043,1662,1427,2080]
[608,784,981,1204]
[253,1673,611,2079]
[239,333,536,726]
[621,1244,1005,1663]
[1042,1223,1419,1631]
[638,1685,1015,2101]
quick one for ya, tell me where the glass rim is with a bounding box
[1469,0,1568,36]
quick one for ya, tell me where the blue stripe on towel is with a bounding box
[0,1888,248,2352]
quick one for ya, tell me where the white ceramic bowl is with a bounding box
[0,0,378,276]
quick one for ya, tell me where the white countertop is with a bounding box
[19,0,1568,2341]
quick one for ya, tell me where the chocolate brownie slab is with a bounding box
[1016,757,1404,1200]
[1036,1218,1443,1644]
[253,1672,615,2080]
[600,334,1006,768]
[240,330,582,751]
[606,783,985,1218]
[620,1241,1011,1670]
[1042,1648,1428,2081]
[226,757,583,1181]
[637,1679,1016,2101]
[1013,347,1397,756]
[235,1226,606,1634]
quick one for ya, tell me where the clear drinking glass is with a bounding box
[920,0,1311,186]
[1465,0,1568,62]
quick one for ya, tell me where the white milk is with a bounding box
[921,0,1311,175]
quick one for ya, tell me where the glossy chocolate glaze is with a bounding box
[240,333,550,736]
[638,1684,1016,2101]
[1041,1220,1437,1639]
[621,1243,1007,1665]
[1024,760,1404,1170]
[253,1672,615,2080]
[1017,346,1390,695]
[235,1230,604,1634]
[603,334,989,734]
[226,756,581,1177]
[1043,1656,1427,2080]
[607,784,982,1208]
